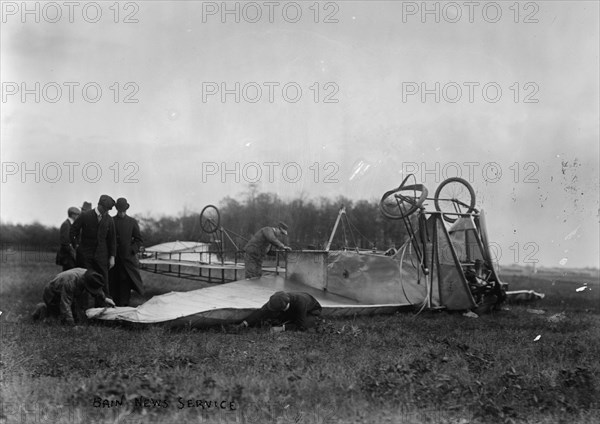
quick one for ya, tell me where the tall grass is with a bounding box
[1,254,599,423]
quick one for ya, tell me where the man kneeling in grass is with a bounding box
[239,291,322,331]
[32,268,115,325]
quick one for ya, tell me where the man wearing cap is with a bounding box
[244,223,291,279]
[109,198,144,306]
[70,194,117,298]
[55,206,80,271]
[32,268,115,325]
[239,291,322,331]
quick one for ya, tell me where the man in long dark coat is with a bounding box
[56,206,80,271]
[244,222,291,279]
[109,198,144,306]
[70,194,116,298]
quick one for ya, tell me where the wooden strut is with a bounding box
[325,206,346,251]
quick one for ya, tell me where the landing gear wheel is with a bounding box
[200,205,220,234]
[380,180,428,220]
[434,177,476,223]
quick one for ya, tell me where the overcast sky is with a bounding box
[1,1,598,268]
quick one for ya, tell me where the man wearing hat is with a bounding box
[239,291,322,331]
[55,206,80,271]
[32,268,115,325]
[244,223,291,279]
[109,198,145,306]
[70,194,117,298]
[81,201,92,213]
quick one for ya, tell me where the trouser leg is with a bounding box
[110,264,133,306]
[62,250,76,271]
[244,251,263,279]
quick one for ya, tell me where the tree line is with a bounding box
[1,190,415,253]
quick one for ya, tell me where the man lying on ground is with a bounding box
[239,291,322,331]
[32,268,115,325]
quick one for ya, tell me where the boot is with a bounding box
[32,303,47,321]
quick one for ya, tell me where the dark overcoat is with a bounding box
[111,214,144,295]
[56,219,76,270]
[244,292,322,330]
[69,209,116,294]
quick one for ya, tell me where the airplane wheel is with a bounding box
[200,205,220,234]
[380,183,428,220]
[434,177,476,223]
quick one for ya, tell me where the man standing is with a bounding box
[239,291,322,331]
[244,222,291,279]
[70,194,116,297]
[109,198,144,306]
[55,206,80,271]
[81,201,92,213]
[32,268,115,325]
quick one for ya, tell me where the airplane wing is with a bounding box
[86,275,406,328]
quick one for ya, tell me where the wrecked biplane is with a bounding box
[87,176,539,327]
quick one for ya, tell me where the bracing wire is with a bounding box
[346,219,376,249]
[220,227,249,242]
[398,239,418,306]
[398,237,430,316]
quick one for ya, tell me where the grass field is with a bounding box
[1,254,599,424]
